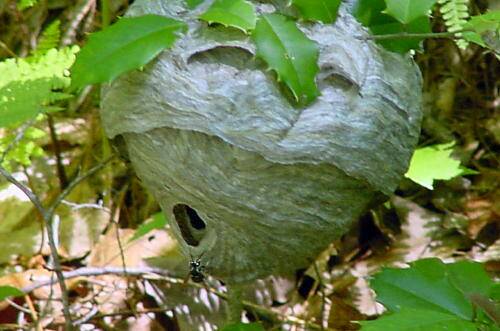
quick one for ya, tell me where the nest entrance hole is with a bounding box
[173,204,207,246]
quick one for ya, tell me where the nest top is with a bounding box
[101,0,423,195]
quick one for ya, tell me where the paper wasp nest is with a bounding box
[101,0,422,283]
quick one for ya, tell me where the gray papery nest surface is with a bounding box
[101,0,423,284]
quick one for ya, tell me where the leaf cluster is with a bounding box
[361,258,500,331]
[405,142,478,189]
[355,0,499,54]
[70,0,499,106]
[354,0,436,53]
[71,0,341,106]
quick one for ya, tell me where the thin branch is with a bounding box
[313,262,327,330]
[0,324,30,330]
[0,156,113,330]
[22,266,175,293]
[46,156,113,218]
[0,167,47,223]
[60,0,97,47]
[21,266,335,330]
[73,306,99,325]
[0,39,17,57]
[114,222,129,281]
[24,295,43,331]
[5,299,32,314]
[61,200,110,212]
[0,165,73,330]
[47,115,68,189]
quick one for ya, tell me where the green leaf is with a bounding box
[463,11,500,53]
[404,142,478,189]
[354,0,388,27]
[0,286,24,301]
[384,0,438,24]
[465,11,500,33]
[446,261,494,298]
[354,0,430,53]
[17,0,37,10]
[370,16,431,53]
[186,0,204,9]
[1,126,46,170]
[463,31,486,47]
[490,283,500,301]
[220,323,265,331]
[32,20,61,57]
[199,0,257,32]
[371,258,473,320]
[291,0,341,23]
[0,47,77,128]
[253,14,320,105]
[70,15,186,89]
[129,212,168,242]
[359,308,477,331]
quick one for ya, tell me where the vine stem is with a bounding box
[100,0,111,28]
[360,30,470,41]
[226,285,244,324]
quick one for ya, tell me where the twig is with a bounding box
[24,295,43,331]
[0,157,113,330]
[0,324,30,330]
[313,262,327,330]
[21,266,333,330]
[60,0,97,47]
[46,156,113,218]
[61,200,110,212]
[73,305,99,325]
[0,39,17,57]
[114,222,128,279]
[0,164,73,330]
[5,299,32,314]
[46,115,68,189]
[22,266,175,293]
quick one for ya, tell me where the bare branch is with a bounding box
[0,164,73,329]
[0,156,113,330]
[46,156,113,218]
[60,0,97,47]
[21,266,177,293]
[46,114,68,189]
[0,39,17,57]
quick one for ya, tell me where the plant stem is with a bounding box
[101,0,110,28]
[361,31,469,41]
[226,285,244,324]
